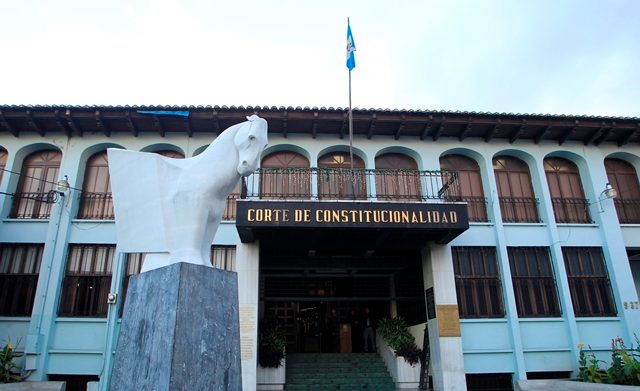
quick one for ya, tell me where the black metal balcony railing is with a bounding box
[550,197,593,224]
[245,167,461,201]
[10,192,55,219]
[613,199,640,224]
[77,192,114,220]
[460,196,489,222]
[499,196,540,223]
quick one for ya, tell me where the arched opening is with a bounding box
[317,152,366,200]
[493,156,539,223]
[440,154,488,222]
[260,151,311,199]
[375,153,421,201]
[11,150,62,219]
[0,148,7,185]
[544,157,592,223]
[605,158,640,223]
[77,151,113,220]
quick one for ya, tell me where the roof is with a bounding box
[1,104,639,146]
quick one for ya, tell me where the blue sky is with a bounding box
[1,0,638,117]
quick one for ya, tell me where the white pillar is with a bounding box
[422,244,467,391]
[237,241,261,391]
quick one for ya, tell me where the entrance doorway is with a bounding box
[259,252,426,354]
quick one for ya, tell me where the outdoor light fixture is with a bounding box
[598,183,617,213]
[107,292,118,304]
[56,175,70,195]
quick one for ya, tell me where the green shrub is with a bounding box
[258,321,286,368]
[577,335,640,386]
[377,317,422,366]
[0,342,23,383]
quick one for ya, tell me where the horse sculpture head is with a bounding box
[234,115,268,176]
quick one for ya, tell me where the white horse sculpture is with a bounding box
[108,115,268,272]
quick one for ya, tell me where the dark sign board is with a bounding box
[235,200,469,245]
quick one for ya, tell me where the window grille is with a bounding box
[0,244,43,316]
[452,247,504,318]
[211,246,236,272]
[507,247,561,317]
[59,245,115,317]
[562,247,616,317]
[11,150,61,219]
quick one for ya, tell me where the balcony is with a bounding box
[71,168,472,222]
[613,199,640,224]
[244,167,460,201]
[10,192,55,219]
[499,196,540,223]
[77,192,114,220]
[550,197,593,224]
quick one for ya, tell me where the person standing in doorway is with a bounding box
[362,306,376,352]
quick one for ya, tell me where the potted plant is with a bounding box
[257,320,286,390]
[376,317,422,388]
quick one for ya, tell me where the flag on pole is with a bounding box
[346,18,356,71]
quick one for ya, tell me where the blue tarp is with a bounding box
[137,110,189,117]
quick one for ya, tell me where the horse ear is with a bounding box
[246,114,260,122]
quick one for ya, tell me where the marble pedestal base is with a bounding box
[109,263,242,391]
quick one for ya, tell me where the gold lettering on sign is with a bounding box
[436,305,461,337]
[244,205,462,226]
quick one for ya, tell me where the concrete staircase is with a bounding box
[284,353,396,390]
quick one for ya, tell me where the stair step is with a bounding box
[284,353,395,390]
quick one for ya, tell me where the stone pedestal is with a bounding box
[109,263,242,391]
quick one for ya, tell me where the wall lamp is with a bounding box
[56,175,70,196]
[598,183,617,213]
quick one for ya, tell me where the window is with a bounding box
[77,151,114,220]
[119,246,235,315]
[452,247,504,318]
[493,156,540,223]
[544,157,591,224]
[155,150,184,159]
[210,246,236,272]
[508,247,561,317]
[318,152,366,200]
[59,245,115,317]
[562,247,616,317]
[11,150,62,219]
[119,253,144,315]
[440,155,488,222]
[261,151,311,199]
[605,158,640,224]
[0,148,7,184]
[374,153,421,201]
[0,244,43,316]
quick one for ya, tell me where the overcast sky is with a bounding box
[1,0,638,117]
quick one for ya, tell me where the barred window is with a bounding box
[11,150,62,219]
[77,151,114,220]
[562,247,616,317]
[375,153,421,201]
[508,247,561,317]
[452,247,504,318]
[440,155,488,222]
[59,245,115,317]
[261,151,311,200]
[493,156,540,223]
[211,246,236,272]
[119,253,144,316]
[0,148,7,184]
[0,244,43,316]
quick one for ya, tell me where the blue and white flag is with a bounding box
[346,19,356,71]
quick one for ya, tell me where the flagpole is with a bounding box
[347,18,355,198]
[348,70,354,171]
